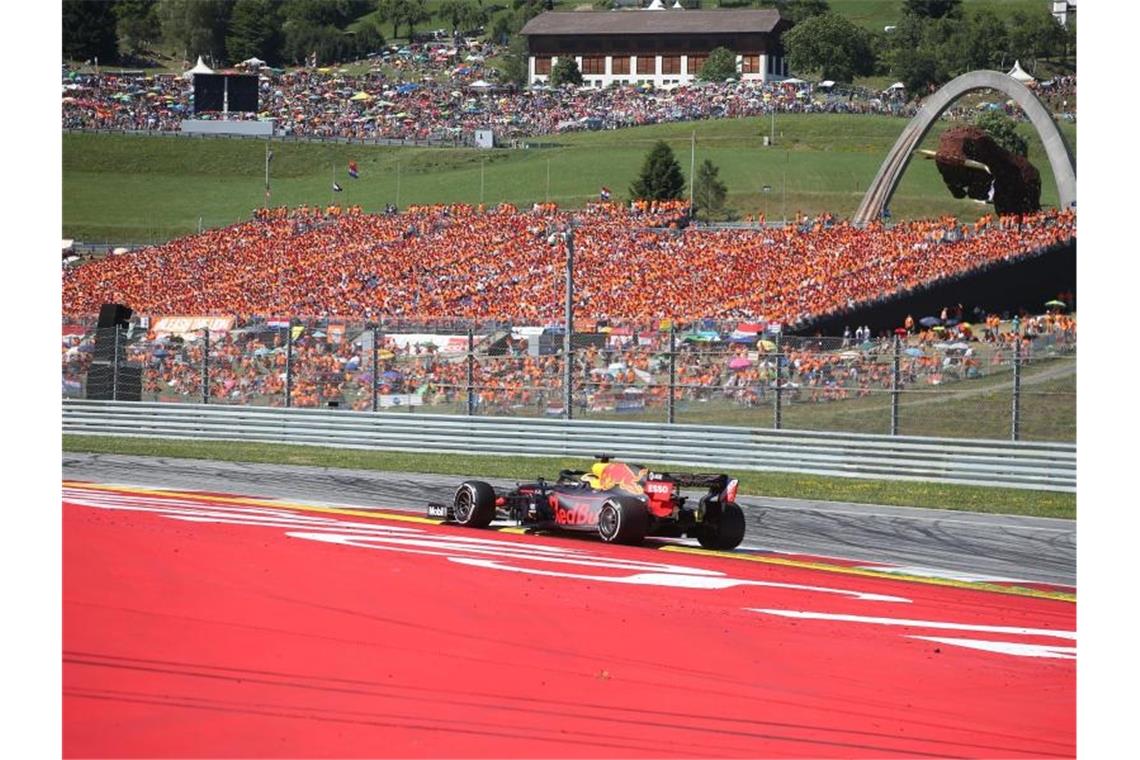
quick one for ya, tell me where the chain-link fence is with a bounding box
[61,315,1076,442]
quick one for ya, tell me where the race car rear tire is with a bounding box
[597,496,648,545]
[453,480,496,528]
[697,501,746,550]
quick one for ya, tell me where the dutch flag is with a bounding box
[332,182,343,192]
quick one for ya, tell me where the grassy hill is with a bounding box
[62,113,1076,243]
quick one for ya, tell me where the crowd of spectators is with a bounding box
[64,59,1071,142]
[62,202,1075,411]
[61,203,1075,326]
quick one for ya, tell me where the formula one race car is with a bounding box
[427,456,746,549]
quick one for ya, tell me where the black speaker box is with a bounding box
[97,303,133,329]
[86,364,142,401]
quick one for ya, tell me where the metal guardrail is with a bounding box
[62,400,1076,492]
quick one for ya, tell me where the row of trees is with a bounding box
[63,0,493,67]
[782,0,1074,92]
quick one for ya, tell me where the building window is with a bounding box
[581,56,605,75]
[636,56,655,75]
[741,54,760,74]
[687,54,707,76]
[534,57,552,75]
[662,56,681,75]
[612,56,630,75]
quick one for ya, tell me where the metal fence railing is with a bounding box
[61,315,1076,443]
[61,400,1077,492]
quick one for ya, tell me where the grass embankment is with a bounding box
[63,434,1075,519]
[62,113,1076,242]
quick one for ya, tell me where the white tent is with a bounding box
[183,56,214,80]
[818,80,836,88]
[671,1,685,7]
[241,57,266,68]
[1007,60,1036,83]
[884,81,906,92]
[646,0,665,9]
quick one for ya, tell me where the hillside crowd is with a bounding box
[62,61,1077,142]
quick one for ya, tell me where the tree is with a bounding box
[63,0,119,62]
[630,141,686,202]
[693,159,728,219]
[226,0,281,63]
[439,0,485,34]
[756,0,829,24]
[954,9,1008,71]
[975,111,1028,158]
[902,0,961,19]
[1007,9,1066,72]
[783,13,875,83]
[499,34,529,87]
[377,0,430,40]
[114,0,161,56]
[697,47,739,82]
[892,46,943,95]
[550,56,583,87]
[157,0,232,63]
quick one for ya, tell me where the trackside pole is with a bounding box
[1012,339,1022,441]
[372,324,380,412]
[467,327,475,416]
[201,327,209,404]
[668,323,676,424]
[564,229,574,420]
[891,335,901,435]
[773,333,783,430]
[285,319,294,408]
[113,325,121,402]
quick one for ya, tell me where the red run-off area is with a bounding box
[63,483,1074,758]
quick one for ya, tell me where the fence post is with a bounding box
[467,327,475,416]
[667,323,676,425]
[285,319,294,408]
[201,327,209,404]
[891,335,901,435]
[773,333,783,430]
[112,325,121,401]
[564,336,574,421]
[371,323,379,412]
[1011,339,1022,441]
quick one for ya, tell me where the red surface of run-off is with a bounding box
[62,484,1075,758]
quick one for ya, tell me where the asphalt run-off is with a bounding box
[63,481,1075,758]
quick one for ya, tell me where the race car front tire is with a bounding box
[597,496,648,545]
[453,480,496,528]
[697,501,746,550]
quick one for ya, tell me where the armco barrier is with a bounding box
[62,400,1076,492]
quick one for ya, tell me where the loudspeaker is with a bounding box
[97,303,133,329]
[86,364,142,401]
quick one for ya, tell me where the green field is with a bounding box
[62,435,1076,518]
[62,113,1076,242]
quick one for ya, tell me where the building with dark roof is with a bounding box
[520,8,793,89]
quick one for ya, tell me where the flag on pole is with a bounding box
[332,182,343,192]
[600,186,611,200]
[267,149,274,163]
[348,161,359,179]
